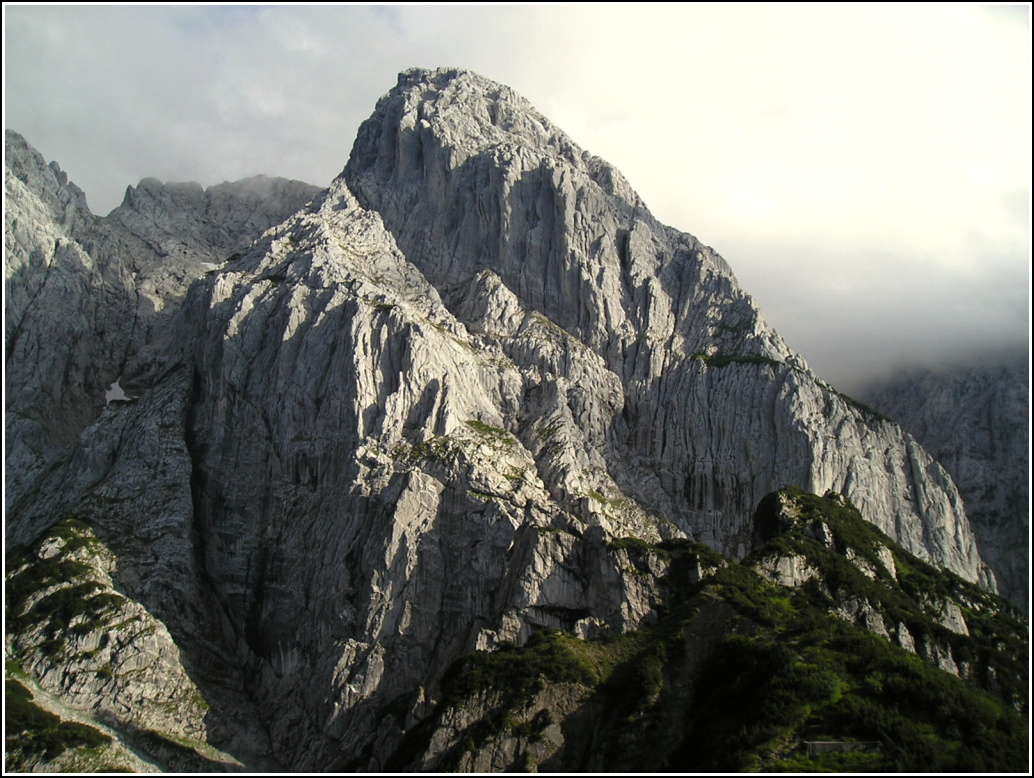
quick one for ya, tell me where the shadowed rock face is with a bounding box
[863,361,1030,612]
[5,130,137,513]
[4,129,320,523]
[4,68,1000,770]
[344,68,982,578]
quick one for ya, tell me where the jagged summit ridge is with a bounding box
[3,130,321,526]
[3,68,1007,771]
[345,67,768,365]
[343,67,981,580]
[116,174,322,259]
[354,68,646,205]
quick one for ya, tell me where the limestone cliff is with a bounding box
[4,129,319,535]
[3,68,1008,771]
[5,130,136,513]
[863,361,1029,611]
[345,68,982,579]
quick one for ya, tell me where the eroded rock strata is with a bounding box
[4,69,1016,771]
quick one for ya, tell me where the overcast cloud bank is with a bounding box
[4,4,1029,392]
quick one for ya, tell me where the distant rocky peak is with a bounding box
[5,129,93,235]
[112,173,321,257]
[344,68,787,373]
[862,360,1029,612]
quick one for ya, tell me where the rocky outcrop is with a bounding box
[863,361,1029,611]
[4,131,320,534]
[3,68,1009,771]
[107,174,320,348]
[747,488,1017,683]
[344,68,983,581]
[5,130,136,513]
[5,517,242,771]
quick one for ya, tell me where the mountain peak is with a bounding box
[347,67,645,208]
[5,129,93,233]
[4,70,1016,772]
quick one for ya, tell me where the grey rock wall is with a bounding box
[5,131,136,514]
[864,361,1029,610]
[345,68,983,581]
[3,68,1004,770]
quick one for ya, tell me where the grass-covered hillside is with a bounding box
[396,489,1029,772]
[5,516,235,772]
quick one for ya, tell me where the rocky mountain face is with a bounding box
[4,69,1021,771]
[5,131,136,513]
[400,489,1027,773]
[4,128,319,526]
[862,362,1029,612]
[111,174,321,349]
[342,69,983,579]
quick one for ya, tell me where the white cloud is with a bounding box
[4,4,1029,388]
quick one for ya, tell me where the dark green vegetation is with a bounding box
[464,419,517,447]
[402,490,1028,772]
[5,679,112,771]
[6,515,124,658]
[442,630,596,709]
[678,566,1027,771]
[751,487,1027,711]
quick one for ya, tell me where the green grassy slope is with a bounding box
[400,489,1028,772]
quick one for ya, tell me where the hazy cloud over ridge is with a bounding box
[4,4,1029,391]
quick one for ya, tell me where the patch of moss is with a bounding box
[465,419,517,448]
[5,679,111,769]
[510,708,553,741]
[416,488,1027,773]
[442,629,596,711]
[6,516,127,659]
[606,536,662,557]
[534,418,564,442]
[395,436,458,462]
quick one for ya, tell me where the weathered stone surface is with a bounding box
[345,67,983,582]
[5,518,242,770]
[755,553,819,588]
[864,361,1029,610]
[109,174,321,348]
[4,131,136,513]
[4,132,320,526]
[10,178,668,767]
[4,68,1010,771]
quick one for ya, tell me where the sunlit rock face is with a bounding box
[5,130,137,515]
[4,129,319,534]
[4,68,995,770]
[345,67,982,579]
[864,361,1029,612]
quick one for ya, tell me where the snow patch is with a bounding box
[105,379,130,404]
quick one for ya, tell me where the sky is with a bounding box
[4,4,1030,393]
